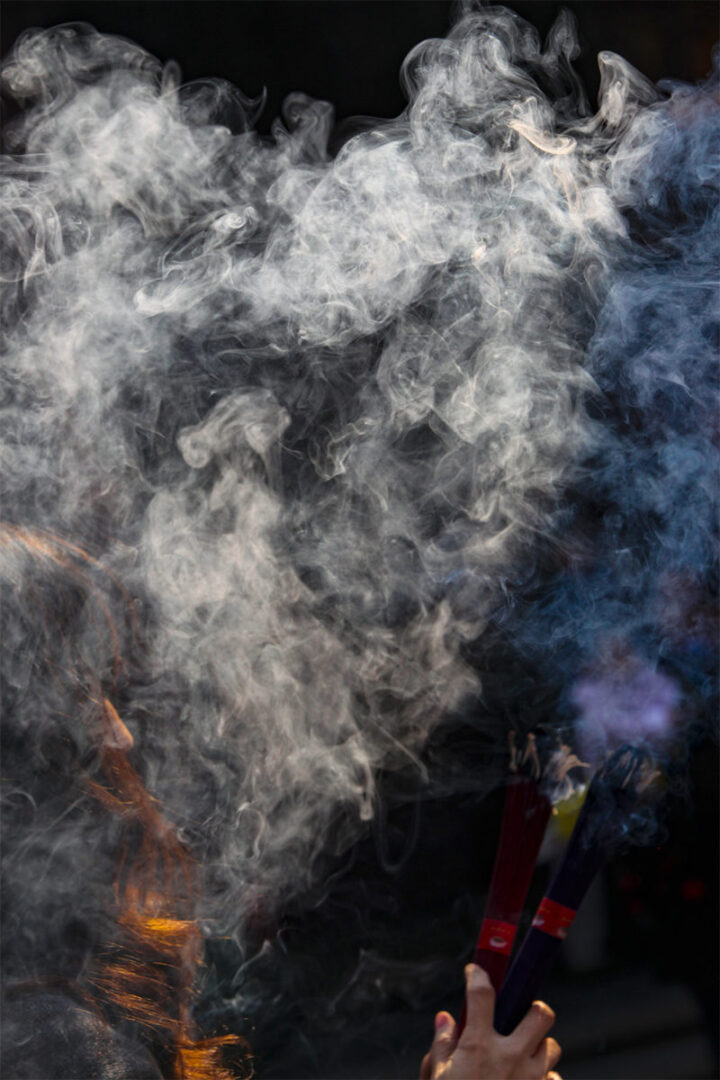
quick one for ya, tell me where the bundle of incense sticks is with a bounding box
[493,746,648,1035]
[456,735,552,1036]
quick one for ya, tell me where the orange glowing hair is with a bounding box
[1,524,252,1079]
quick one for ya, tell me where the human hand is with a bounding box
[419,964,562,1080]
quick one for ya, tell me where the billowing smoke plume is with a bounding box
[1,0,717,1060]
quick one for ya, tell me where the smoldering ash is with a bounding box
[1,0,717,1044]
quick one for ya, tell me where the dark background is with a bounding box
[2,1,717,131]
[1,3,718,1079]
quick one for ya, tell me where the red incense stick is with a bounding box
[472,773,551,987]
[456,737,551,1035]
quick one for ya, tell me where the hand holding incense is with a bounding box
[422,964,562,1080]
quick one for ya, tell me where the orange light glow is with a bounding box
[3,523,252,1078]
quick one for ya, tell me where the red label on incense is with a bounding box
[531,897,577,939]
[477,918,517,955]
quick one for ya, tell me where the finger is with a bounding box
[545,1036,562,1071]
[546,1073,563,1080]
[460,963,495,1040]
[532,1035,562,1073]
[429,1011,457,1075]
[510,1000,556,1054]
[419,1050,431,1080]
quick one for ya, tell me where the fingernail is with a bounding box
[435,1012,452,1032]
[466,964,488,989]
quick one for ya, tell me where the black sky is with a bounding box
[2,2,717,134]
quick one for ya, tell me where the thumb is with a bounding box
[462,963,495,1036]
[429,1011,457,1075]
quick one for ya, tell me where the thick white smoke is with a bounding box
[1,1,717,1055]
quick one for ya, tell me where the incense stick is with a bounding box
[471,774,551,991]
